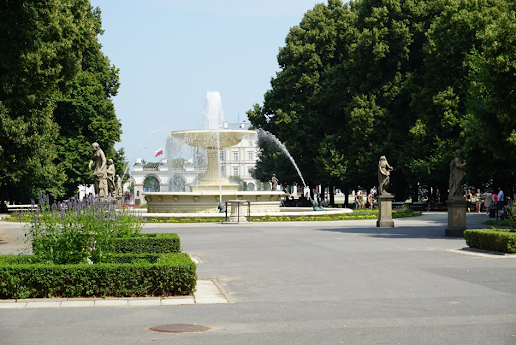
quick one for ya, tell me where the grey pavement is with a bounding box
[1,212,515,344]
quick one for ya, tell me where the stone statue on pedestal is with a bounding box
[271,174,279,191]
[88,142,108,197]
[448,149,467,199]
[107,159,116,197]
[378,156,393,195]
[115,174,122,197]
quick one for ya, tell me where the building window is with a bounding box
[219,151,224,161]
[249,141,253,146]
[233,167,239,176]
[248,152,253,161]
[248,168,253,176]
[233,152,238,161]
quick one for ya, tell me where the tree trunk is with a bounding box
[343,184,350,208]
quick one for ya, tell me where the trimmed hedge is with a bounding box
[0,253,196,299]
[32,233,181,262]
[464,229,516,253]
[114,233,180,254]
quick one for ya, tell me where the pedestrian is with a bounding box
[482,188,493,215]
[368,189,374,210]
[466,189,472,213]
[475,189,482,213]
[497,187,505,210]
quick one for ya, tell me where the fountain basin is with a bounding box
[145,191,284,213]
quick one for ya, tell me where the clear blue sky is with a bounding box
[89,0,326,163]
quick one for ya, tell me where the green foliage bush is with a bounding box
[0,253,196,299]
[1,196,196,299]
[33,233,181,260]
[26,195,143,264]
[464,228,516,253]
[114,233,180,254]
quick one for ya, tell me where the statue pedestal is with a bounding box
[377,193,394,228]
[445,198,468,237]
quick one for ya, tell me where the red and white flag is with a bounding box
[154,147,164,157]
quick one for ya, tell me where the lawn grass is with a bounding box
[143,209,421,223]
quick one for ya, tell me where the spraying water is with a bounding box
[203,91,225,130]
[203,91,224,200]
[256,129,307,189]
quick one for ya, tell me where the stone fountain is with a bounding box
[173,129,248,192]
[144,92,284,214]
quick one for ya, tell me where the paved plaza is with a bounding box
[0,212,515,344]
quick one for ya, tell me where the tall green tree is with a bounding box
[53,8,123,197]
[250,0,515,200]
[322,0,415,197]
[0,1,124,203]
[407,0,510,190]
[0,0,96,203]
[463,3,516,186]
[248,0,351,192]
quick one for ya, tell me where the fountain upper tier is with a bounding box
[170,129,252,192]
[172,129,250,148]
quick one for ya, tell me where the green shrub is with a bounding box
[26,195,143,264]
[483,220,513,227]
[111,253,162,264]
[0,253,196,299]
[464,228,516,253]
[114,233,180,254]
[33,233,181,262]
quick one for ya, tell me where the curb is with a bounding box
[0,279,231,309]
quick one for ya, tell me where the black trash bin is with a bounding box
[489,207,496,218]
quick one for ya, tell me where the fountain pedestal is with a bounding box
[189,146,238,192]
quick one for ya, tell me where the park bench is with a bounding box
[7,204,38,213]
[392,201,405,209]
[409,202,426,211]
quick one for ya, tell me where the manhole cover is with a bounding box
[149,324,211,333]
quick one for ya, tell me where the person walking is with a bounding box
[482,189,493,215]
[475,189,482,213]
[497,187,505,211]
[466,189,472,213]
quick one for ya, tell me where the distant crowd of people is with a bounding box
[465,187,512,215]
[354,189,376,210]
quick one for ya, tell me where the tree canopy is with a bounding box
[0,1,124,203]
[248,0,516,200]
